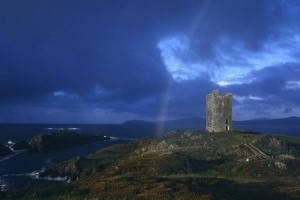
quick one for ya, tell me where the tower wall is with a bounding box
[206,90,232,132]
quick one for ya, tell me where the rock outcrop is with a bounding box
[12,141,30,150]
[40,156,85,180]
[30,132,110,152]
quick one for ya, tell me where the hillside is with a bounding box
[3,131,300,199]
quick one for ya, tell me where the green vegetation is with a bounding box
[3,130,300,199]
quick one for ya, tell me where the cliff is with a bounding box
[40,156,86,180]
[30,132,110,152]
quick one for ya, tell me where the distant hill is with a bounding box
[235,116,300,125]
[122,116,300,137]
[125,116,300,127]
[125,116,300,128]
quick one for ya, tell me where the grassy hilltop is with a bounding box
[3,131,300,199]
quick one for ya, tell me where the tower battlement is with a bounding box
[206,90,232,132]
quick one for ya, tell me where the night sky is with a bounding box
[0,0,300,123]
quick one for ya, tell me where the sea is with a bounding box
[0,123,300,191]
[0,124,136,191]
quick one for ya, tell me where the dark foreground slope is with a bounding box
[3,131,300,199]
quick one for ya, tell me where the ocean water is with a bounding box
[0,124,132,191]
[0,123,300,191]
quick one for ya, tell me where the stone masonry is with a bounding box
[206,90,232,132]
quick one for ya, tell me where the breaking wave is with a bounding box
[1,167,69,183]
[46,127,79,131]
[0,178,8,191]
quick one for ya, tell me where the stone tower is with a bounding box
[206,90,232,132]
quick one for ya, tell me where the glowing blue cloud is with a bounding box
[158,32,300,87]
[53,91,66,97]
[158,35,213,81]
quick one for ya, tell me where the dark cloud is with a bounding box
[229,63,300,97]
[0,0,299,122]
[225,63,300,118]
[188,0,286,60]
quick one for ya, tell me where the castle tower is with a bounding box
[206,90,232,132]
